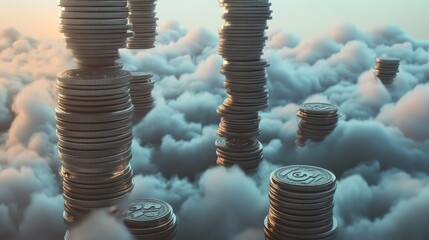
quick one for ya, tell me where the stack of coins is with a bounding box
[58,0,133,68]
[296,103,340,146]
[127,0,158,49]
[57,2,137,236]
[374,57,400,86]
[56,69,135,228]
[124,199,177,240]
[215,138,263,172]
[130,72,155,118]
[264,165,338,240]
[216,0,272,172]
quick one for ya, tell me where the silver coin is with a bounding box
[271,165,336,192]
[300,103,338,115]
[60,11,128,19]
[58,0,128,7]
[61,6,129,12]
[124,199,173,228]
[60,18,128,25]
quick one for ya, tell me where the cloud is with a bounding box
[377,83,429,141]
[0,21,429,240]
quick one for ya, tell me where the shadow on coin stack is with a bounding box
[57,1,135,238]
[296,103,341,147]
[374,57,400,87]
[215,0,272,172]
[124,199,177,240]
[264,165,338,240]
[130,72,155,121]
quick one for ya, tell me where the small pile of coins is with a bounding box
[127,0,158,49]
[264,165,338,240]
[296,103,340,146]
[58,0,132,67]
[124,199,177,240]
[56,69,135,228]
[216,0,272,172]
[374,57,400,86]
[130,72,155,118]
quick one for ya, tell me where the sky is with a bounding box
[1,0,429,40]
[1,1,429,240]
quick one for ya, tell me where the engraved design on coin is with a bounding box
[125,199,169,222]
[301,103,337,113]
[274,166,335,187]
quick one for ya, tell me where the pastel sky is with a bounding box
[1,0,428,40]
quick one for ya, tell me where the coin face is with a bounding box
[125,199,171,223]
[272,165,336,191]
[300,103,338,114]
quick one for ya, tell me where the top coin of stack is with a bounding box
[127,0,158,49]
[373,57,400,86]
[58,0,133,68]
[124,199,177,240]
[296,103,340,146]
[264,165,338,240]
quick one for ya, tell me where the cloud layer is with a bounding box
[0,21,428,240]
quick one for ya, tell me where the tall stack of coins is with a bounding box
[374,57,400,86]
[264,165,338,240]
[127,0,158,49]
[216,0,272,172]
[296,103,340,147]
[130,72,155,119]
[57,70,135,228]
[124,199,177,240]
[57,0,135,236]
[58,0,133,68]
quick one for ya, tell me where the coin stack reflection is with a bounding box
[296,103,340,147]
[124,199,177,240]
[264,165,338,240]
[57,0,135,235]
[130,72,155,119]
[374,57,400,87]
[216,0,272,172]
[58,0,133,68]
[127,0,158,49]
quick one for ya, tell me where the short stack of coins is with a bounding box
[57,69,135,228]
[57,0,135,236]
[127,0,158,49]
[124,199,177,240]
[216,0,272,172]
[58,0,133,68]
[130,72,155,119]
[296,103,340,146]
[264,165,338,240]
[374,57,400,87]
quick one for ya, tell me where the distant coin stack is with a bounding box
[124,199,177,240]
[264,165,338,240]
[296,103,340,147]
[215,0,272,172]
[130,72,155,119]
[57,70,135,228]
[374,57,400,87]
[58,0,133,68]
[127,0,158,49]
[57,0,135,236]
